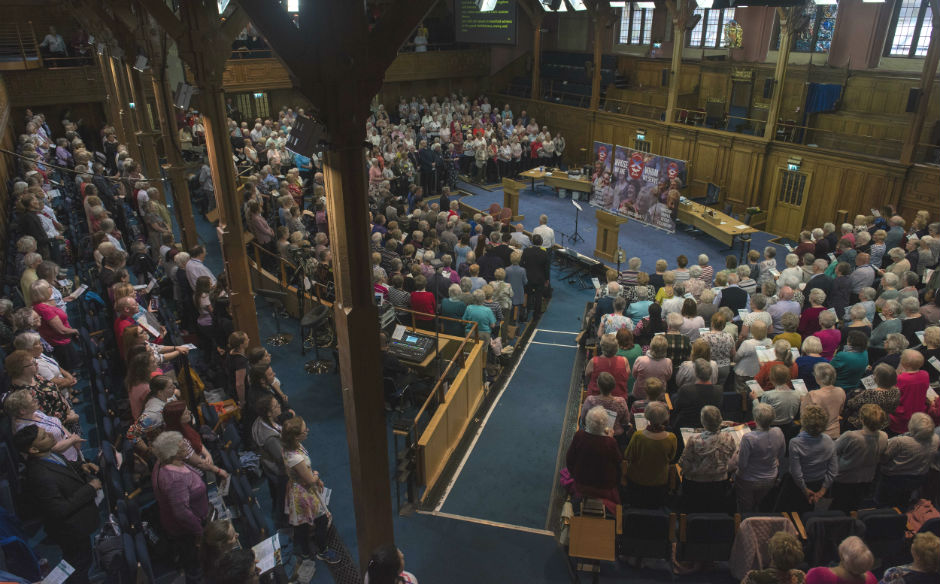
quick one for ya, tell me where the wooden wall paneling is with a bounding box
[221,58,293,92]
[383,49,490,83]
[897,165,940,220]
[3,66,105,106]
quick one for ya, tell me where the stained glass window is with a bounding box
[619,6,652,46]
[686,7,735,48]
[886,0,932,57]
[773,4,837,53]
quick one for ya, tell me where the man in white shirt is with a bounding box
[532,214,555,249]
[40,27,66,55]
[185,245,217,289]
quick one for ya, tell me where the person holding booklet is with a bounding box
[844,363,900,430]
[753,340,799,392]
[678,405,737,513]
[566,405,622,505]
[580,372,631,449]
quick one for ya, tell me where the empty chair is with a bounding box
[676,513,736,563]
[619,509,675,564]
[857,508,907,565]
[798,511,865,568]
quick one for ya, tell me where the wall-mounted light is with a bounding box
[637,2,656,9]
[253,92,264,99]
[697,0,714,7]
[637,129,646,141]
[128,102,136,109]
[568,0,588,10]
[609,0,626,7]
[787,156,802,171]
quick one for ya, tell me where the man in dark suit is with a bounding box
[14,425,100,584]
[803,258,833,308]
[521,233,551,321]
[417,139,436,196]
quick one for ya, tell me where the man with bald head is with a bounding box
[113,296,141,344]
[767,285,800,335]
[848,253,875,297]
[510,223,531,248]
[889,349,930,434]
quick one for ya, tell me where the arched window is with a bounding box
[687,7,736,48]
[773,4,838,53]
[619,5,653,45]
[885,0,933,57]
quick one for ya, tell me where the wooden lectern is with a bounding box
[595,210,628,263]
[502,178,525,222]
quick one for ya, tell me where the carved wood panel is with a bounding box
[3,66,105,106]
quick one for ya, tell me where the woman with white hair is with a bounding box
[566,405,622,504]
[801,362,846,439]
[678,405,737,512]
[623,401,676,509]
[779,254,803,289]
[439,283,467,336]
[733,403,785,513]
[879,532,940,584]
[13,331,76,392]
[805,536,876,584]
[877,412,939,508]
[151,431,209,583]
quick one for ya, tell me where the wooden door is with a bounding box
[767,168,811,240]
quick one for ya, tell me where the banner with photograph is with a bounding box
[590,141,613,186]
[589,145,688,234]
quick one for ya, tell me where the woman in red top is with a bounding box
[529,137,542,161]
[584,334,631,400]
[30,280,78,371]
[409,274,437,332]
[754,339,800,391]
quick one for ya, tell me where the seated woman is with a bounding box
[623,401,676,509]
[121,325,190,375]
[12,331,76,393]
[754,339,799,392]
[878,412,939,508]
[566,405,622,506]
[844,363,899,430]
[878,532,940,584]
[741,531,805,584]
[830,404,888,514]
[733,403,785,514]
[805,536,876,584]
[678,405,737,513]
[779,405,837,514]
[801,362,846,439]
[631,334,672,400]
[584,334,630,400]
[580,372,631,450]
[831,330,870,391]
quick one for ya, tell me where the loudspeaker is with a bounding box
[763,78,775,99]
[285,116,329,156]
[661,68,670,87]
[173,82,194,110]
[906,88,922,113]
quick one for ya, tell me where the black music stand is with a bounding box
[569,199,585,244]
[256,288,292,346]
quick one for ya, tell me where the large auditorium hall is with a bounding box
[0,0,938,582]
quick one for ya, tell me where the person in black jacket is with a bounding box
[13,424,100,584]
[521,234,551,321]
[18,199,53,259]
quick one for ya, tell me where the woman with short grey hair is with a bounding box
[733,403,785,512]
[440,283,467,336]
[805,536,876,584]
[878,412,940,507]
[13,331,76,392]
[151,430,209,583]
[678,405,737,512]
[565,405,622,503]
[801,362,845,439]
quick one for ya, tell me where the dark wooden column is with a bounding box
[664,0,689,124]
[900,0,940,164]
[532,11,543,100]
[108,54,143,163]
[96,49,129,144]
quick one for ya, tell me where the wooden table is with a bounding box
[545,172,593,194]
[520,167,549,192]
[677,200,759,251]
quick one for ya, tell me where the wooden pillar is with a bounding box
[197,82,261,345]
[109,55,143,163]
[531,11,543,100]
[763,7,794,140]
[97,50,128,144]
[322,138,394,566]
[900,5,939,164]
[590,10,606,110]
[150,71,199,250]
[125,63,166,197]
[665,0,686,124]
